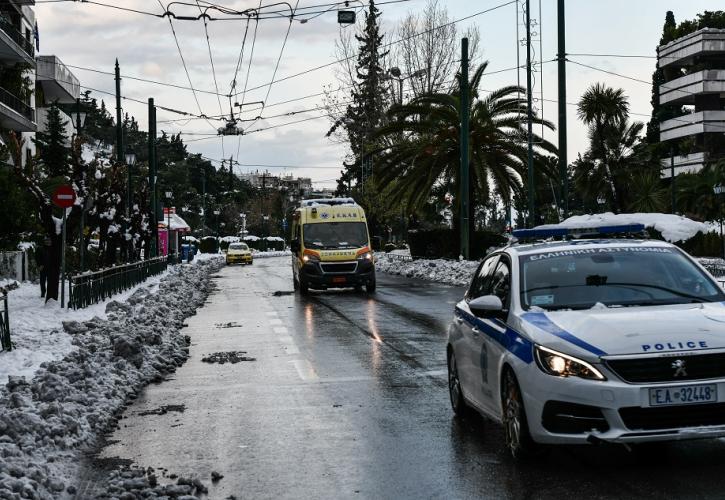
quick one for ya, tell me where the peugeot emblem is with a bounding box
[672,359,688,378]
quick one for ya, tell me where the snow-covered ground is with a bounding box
[252,249,290,258]
[0,256,224,499]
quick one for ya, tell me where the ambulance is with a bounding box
[290,198,376,294]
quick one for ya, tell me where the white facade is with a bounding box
[657,28,725,177]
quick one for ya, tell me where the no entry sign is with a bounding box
[52,185,76,208]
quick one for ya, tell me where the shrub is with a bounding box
[199,237,218,254]
[407,228,507,260]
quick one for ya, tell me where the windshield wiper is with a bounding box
[604,282,712,303]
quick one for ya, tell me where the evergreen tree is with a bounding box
[327,0,390,193]
[646,11,677,145]
[33,102,71,178]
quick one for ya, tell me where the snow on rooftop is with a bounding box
[536,212,707,243]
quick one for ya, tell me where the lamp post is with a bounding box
[385,67,427,104]
[165,191,173,262]
[75,99,88,270]
[124,150,137,260]
[214,209,220,237]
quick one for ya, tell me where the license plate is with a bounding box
[649,384,718,406]
[332,276,347,283]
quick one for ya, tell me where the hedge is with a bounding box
[407,228,507,260]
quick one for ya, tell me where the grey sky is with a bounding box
[35,0,719,187]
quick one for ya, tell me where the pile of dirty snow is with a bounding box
[538,212,707,243]
[0,257,223,499]
[253,250,290,258]
[375,254,477,286]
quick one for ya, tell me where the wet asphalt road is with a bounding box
[83,257,725,499]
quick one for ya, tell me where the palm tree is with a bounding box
[373,62,556,239]
[577,83,629,212]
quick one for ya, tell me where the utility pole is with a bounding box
[148,98,158,257]
[459,37,470,260]
[77,97,85,271]
[557,0,568,219]
[229,155,234,192]
[115,60,130,262]
[525,0,535,227]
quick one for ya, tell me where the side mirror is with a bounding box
[469,295,503,318]
[290,239,300,253]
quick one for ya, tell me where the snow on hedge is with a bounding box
[375,254,476,287]
[537,212,707,243]
[0,257,224,499]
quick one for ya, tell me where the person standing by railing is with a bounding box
[35,237,51,298]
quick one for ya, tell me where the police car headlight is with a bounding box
[357,252,373,261]
[534,345,606,381]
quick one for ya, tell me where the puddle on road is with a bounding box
[215,321,243,329]
[138,404,187,417]
[272,290,294,296]
[201,351,256,364]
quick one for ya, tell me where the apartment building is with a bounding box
[0,0,36,166]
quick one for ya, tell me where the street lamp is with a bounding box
[386,67,427,104]
[214,209,220,239]
[165,191,173,261]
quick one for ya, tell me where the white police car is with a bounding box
[447,224,725,458]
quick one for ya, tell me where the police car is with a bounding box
[447,224,725,458]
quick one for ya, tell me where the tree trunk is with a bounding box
[44,233,62,303]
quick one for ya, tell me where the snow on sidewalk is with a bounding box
[0,256,224,499]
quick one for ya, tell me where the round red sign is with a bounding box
[52,185,77,208]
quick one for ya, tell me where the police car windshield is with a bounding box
[303,222,368,249]
[520,246,724,310]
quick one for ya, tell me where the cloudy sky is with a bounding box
[34,0,718,188]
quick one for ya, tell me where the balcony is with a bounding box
[660,110,725,141]
[660,70,725,105]
[660,152,706,179]
[36,55,80,104]
[0,86,35,132]
[0,15,34,64]
[658,28,725,69]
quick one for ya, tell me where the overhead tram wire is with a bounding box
[235,0,263,162]
[196,0,226,156]
[233,0,519,97]
[157,0,218,134]
[243,0,300,133]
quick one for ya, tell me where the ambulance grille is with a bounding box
[620,403,725,430]
[320,262,357,274]
[606,353,725,383]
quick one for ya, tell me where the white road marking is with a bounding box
[292,359,318,381]
[273,326,288,334]
[279,335,300,355]
[269,318,283,326]
[266,311,279,317]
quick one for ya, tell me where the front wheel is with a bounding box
[300,279,310,294]
[447,350,471,418]
[501,369,541,460]
[366,280,376,293]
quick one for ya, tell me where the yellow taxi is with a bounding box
[226,242,253,265]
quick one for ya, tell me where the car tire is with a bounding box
[501,369,541,460]
[293,275,300,290]
[300,280,309,294]
[366,280,376,293]
[448,350,471,418]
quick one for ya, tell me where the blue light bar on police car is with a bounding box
[512,223,646,240]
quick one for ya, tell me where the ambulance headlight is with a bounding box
[302,253,320,263]
[357,251,373,261]
[534,345,606,381]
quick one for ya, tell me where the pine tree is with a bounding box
[327,0,390,193]
[34,102,71,179]
[646,11,678,146]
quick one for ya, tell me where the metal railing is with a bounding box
[68,256,168,310]
[0,16,34,58]
[0,86,33,122]
[0,289,11,352]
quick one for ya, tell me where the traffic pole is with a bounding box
[148,98,158,257]
[459,37,470,260]
[61,209,67,308]
[557,0,568,218]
